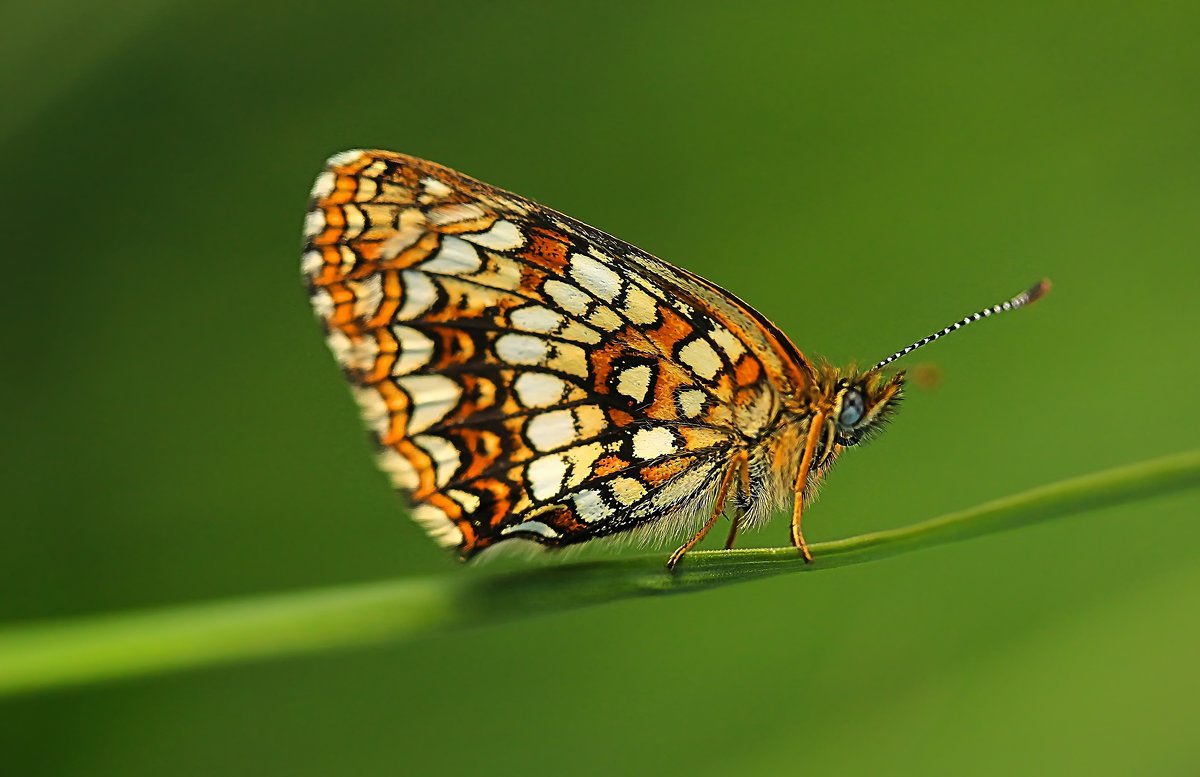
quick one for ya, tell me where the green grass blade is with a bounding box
[1,450,1197,699]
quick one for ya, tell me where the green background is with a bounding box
[4,2,1199,774]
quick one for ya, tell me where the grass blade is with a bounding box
[1,450,1197,698]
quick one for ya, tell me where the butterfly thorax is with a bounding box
[736,364,902,521]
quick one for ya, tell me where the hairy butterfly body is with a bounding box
[302,150,1047,566]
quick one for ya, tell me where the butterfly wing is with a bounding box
[303,150,816,556]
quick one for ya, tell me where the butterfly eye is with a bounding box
[838,389,865,429]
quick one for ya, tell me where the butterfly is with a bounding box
[302,150,1048,568]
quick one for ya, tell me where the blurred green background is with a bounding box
[3,1,1200,775]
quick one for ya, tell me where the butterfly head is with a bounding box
[827,368,905,448]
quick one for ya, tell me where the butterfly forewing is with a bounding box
[303,150,814,556]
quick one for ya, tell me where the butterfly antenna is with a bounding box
[873,279,1051,371]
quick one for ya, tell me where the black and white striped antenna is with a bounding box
[873,279,1051,371]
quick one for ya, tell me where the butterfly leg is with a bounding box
[667,449,748,569]
[723,515,741,549]
[789,414,827,563]
[723,453,752,549]
[789,499,813,564]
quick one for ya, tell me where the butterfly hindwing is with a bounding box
[303,150,814,556]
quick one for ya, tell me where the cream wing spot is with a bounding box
[327,331,378,373]
[311,288,334,320]
[528,454,569,500]
[325,149,365,168]
[412,434,461,488]
[632,427,679,460]
[526,409,577,452]
[340,204,366,239]
[557,320,602,345]
[495,333,549,366]
[346,274,384,319]
[573,405,607,438]
[354,176,378,201]
[446,489,482,514]
[309,171,336,200]
[352,386,390,436]
[391,326,435,375]
[470,254,525,292]
[411,503,463,548]
[677,388,706,419]
[325,329,353,366]
[397,374,461,434]
[462,220,525,250]
[543,279,591,317]
[615,364,653,404]
[422,235,482,274]
[547,342,590,378]
[610,476,647,506]
[301,250,324,278]
[569,253,622,301]
[571,489,614,524]
[360,159,387,178]
[710,326,747,360]
[513,373,566,408]
[377,448,418,490]
[621,284,659,325]
[678,338,722,380]
[348,333,380,373]
[511,305,564,334]
[564,442,603,488]
[336,245,358,275]
[427,202,489,226]
[421,176,453,197]
[587,306,623,332]
[396,271,438,320]
[501,521,558,538]
[303,209,325,239]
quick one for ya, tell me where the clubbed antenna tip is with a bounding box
[1025,278,1052,304]
[873,278,1051,371]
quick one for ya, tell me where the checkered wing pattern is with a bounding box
[303,150,816,557]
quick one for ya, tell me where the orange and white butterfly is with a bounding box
[303,150,1048,567]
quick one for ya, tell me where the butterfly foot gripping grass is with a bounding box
[302,151,1048,568]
